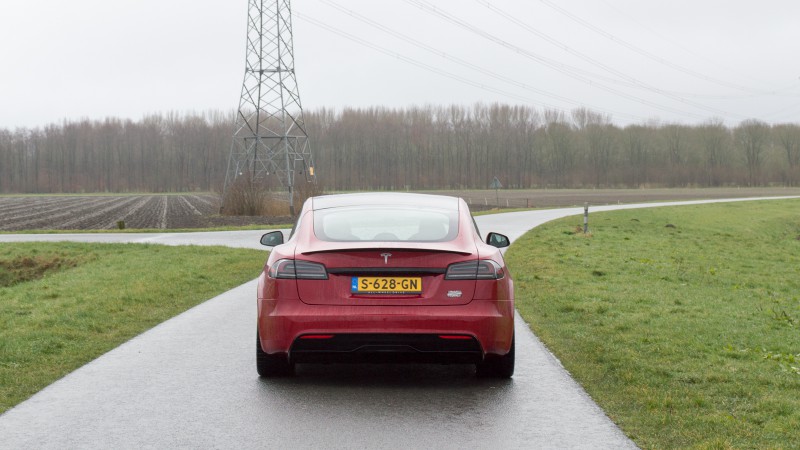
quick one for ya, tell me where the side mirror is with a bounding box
[486,232,510,248]
[260,231,284,247]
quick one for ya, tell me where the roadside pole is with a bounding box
[584,202,589,234]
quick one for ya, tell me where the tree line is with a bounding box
[1,104,799,194]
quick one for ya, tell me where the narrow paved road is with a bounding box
[1,197,795,449]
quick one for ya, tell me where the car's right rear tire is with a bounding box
[476,335,514,378]
[256,329,294,377]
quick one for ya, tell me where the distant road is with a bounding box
[1,196,797,449]
[0,229,270,249]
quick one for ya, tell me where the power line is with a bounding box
[760,100,800,121]
[597,0,800,93]
[317,0,644,121]
[539,0,760,94]
[470,0,748,120]
[293,13,555,108]
[535,0,789,97]
[402,0,713,121]
[294,10,655,122]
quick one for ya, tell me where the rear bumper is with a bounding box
[257,298,514,362]
[290,333,483,364]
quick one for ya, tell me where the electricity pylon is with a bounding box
[222,0,316,216]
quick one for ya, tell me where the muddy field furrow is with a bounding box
[0,194,246,230]
[173,196,203,216]
[2,189,798,231]
[57,196,146,230]
[186,195,217,213]
[100,196,156,229]
[0,197,122,230]
[0,196,91,220]
[159,196,169,229]
[120,196,167,229]
[0,197,73,215]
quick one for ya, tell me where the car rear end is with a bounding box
[257,193,514,376]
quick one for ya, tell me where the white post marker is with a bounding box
[584,202,589,234]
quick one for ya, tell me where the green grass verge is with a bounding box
[0,242,267,414]
[506,199,800,449]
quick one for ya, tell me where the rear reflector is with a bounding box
[438,335,473,340]
[300,334,335,339]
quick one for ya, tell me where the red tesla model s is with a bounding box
[256,192,515,377]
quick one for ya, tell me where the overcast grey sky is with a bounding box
[1,0,799,129]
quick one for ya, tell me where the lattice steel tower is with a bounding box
[222,0,316,215]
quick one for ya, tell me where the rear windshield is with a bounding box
[314,207,458,242]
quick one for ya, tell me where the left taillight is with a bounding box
[268,259,328,280]
[445,260,505,280]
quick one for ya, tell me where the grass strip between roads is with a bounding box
[0,242,267,414]
[506,199,800,449]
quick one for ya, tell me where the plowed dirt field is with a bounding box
[1,188,798,231]
[0,194,287,231]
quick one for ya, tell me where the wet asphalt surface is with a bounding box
[1,197,795,449]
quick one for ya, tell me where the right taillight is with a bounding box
[445,260,504,280]
[268,259,328,280]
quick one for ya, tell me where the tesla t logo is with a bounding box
[381,253,392,264]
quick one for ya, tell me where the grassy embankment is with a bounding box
[0,242,267,414]
[506,199,800,448]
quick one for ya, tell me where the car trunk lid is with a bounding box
[295,243,477,306]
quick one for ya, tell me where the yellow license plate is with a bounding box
[351,277,422,294]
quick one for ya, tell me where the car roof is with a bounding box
[310,192,460,211]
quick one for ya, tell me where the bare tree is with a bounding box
[662,124,692,186]
[543,110,574,187]
[572,108,615,187]
[735,119,770,186]
[2,106,799,194]
[773,123,800,185]
[623,125,650,187]
[698,118,730,186]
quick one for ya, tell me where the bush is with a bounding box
[220,174,324,217]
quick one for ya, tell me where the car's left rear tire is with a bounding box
[256,329,294,377]
[476,335,514,378]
